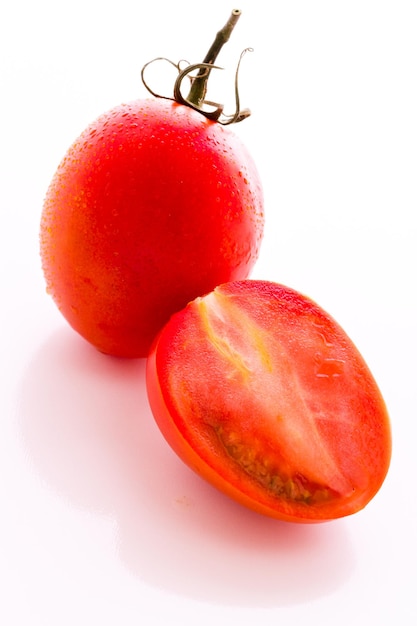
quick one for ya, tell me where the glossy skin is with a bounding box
[146,280,391,522]
[40,98,264,357]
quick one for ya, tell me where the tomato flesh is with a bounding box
[40,99,264,357]
[146,280,391,522]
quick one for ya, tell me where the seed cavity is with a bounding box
[214,425,332,505]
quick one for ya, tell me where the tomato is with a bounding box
[40,98,264,357]
[146,280,391,522]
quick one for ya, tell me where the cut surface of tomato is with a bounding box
[146,280,391,522]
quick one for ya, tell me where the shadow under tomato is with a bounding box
[17,326,355,607]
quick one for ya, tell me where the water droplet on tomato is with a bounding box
[315,358,345,378]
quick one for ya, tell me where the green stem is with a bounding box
[187,9,242,107]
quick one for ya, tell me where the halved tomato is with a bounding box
[146,280,391,522]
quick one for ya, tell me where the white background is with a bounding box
[1,1,416,624]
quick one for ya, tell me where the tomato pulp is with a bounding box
[40,99,264,357]
[146,280,391,522]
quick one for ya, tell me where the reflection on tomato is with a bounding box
[146,280,391,522]
[40,98,264,357]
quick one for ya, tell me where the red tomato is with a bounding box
[146,280,391,522]
[40,98,264,357]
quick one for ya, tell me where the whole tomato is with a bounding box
[40,10,264,357]
[146,280,391,522]
[40,97,264,357]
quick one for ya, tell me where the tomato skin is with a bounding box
[40,98,264,357]
[146,280,391,523]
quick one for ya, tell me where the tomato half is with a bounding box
[146,280,391,522]
[40,98,264,357]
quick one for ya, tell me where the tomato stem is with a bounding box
[140,8,250,124]
[186,9,242,107]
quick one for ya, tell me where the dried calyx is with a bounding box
[141,9,253,125]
